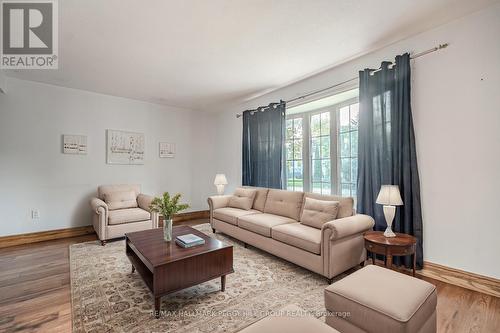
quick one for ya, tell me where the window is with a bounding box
[285,117,303,192]
[339,103,359,197]
[311,112,331,194]
[285,89,359,198]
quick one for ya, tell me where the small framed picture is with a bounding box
[159,142,175,158]
[63,135,87,155]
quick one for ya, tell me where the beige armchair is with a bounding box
[90,184,159,245]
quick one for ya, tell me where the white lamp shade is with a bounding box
[376,185,403,206]
[214,174,228,185]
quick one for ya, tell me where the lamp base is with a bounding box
[215,184,225,196]
[383,226,396,238]
[383,205,397,238]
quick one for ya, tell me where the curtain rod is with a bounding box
[236,43,449,118]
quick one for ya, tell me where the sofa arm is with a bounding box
[207,195,232,211]
[321,214,374,278]
[90,197,108,215]
[90,197,108,241]
[137,193,154,212]
[322,214,375,241]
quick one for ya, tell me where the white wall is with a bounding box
[0,71,5,93]
[206,4,500,278]
[0,77,209,236]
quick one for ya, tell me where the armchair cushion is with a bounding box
[228,187,257,210]
[272,223,322,254]
[108,208,150,225]
[104,190,138,210]
[98,184,140,200]
[300,197,339,229]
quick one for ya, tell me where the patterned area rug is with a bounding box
[70,224,337,333]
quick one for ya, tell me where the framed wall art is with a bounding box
[106,130,145,164]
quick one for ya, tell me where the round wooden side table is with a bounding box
[364,231,417,276]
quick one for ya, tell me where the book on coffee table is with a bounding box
[175,233,205,248]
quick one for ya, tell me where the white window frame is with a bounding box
[285,97,359,195]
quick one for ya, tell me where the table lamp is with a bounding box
[214,174,228,195]
[376,185,403,238]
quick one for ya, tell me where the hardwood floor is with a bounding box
[0,219,498,333]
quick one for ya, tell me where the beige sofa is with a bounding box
[208,187,374,281]
[90,184,159,245]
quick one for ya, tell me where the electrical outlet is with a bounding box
[31,209,40,220]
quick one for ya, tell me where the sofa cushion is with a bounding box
[300,197,339,229]
[324,265,437,332]
[242,186,269,212]
[238,213,297,237]
[228,187,257,210]
[303,193,354,218]
[264,189,304,220]
[213,207,260,226]
[108,208,150,225]
[272,223,322,254]
[104,190,138,211]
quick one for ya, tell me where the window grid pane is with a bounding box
[286,118,304,192]
[339,103,359,197]
[310,111,331,195]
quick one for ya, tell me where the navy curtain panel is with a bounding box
[357,53,424,268]
[242,101,286,189]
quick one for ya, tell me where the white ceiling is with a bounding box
[4,0,498,110]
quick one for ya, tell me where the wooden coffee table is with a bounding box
[364,231,417,276]
[125,225,233,317]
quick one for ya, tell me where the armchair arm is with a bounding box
[137,194,159,228]
[207,195,232,211]
[137,193,154,212]
[322,214,375,241]
[90,197,108,215]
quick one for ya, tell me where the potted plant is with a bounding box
[150,192,189,241]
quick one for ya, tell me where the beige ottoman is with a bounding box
[324,265,437,333]
[238,304,340,333]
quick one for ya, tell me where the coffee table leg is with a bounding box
[372,252,375,265]
[221,275,226,292]
[131,265,135,273]
[155,297,161,318]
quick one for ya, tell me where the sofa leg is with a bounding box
[101,240,106,246]
[243,242,248,249]
[212,228,216,233]
[360,260,365,267]
[327,277,334,284]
